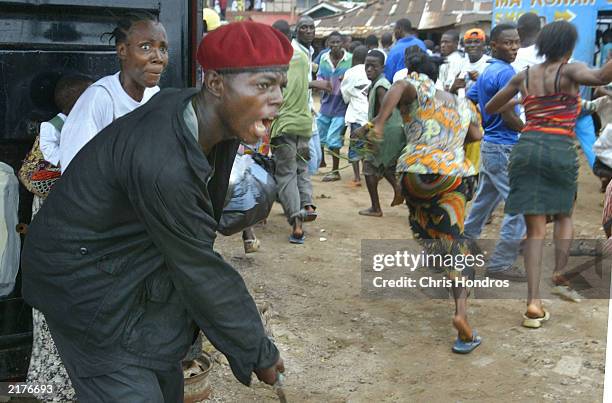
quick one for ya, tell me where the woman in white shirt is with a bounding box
[59,12,169,171]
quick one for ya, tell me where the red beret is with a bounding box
[197,21,293,72]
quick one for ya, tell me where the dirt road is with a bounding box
[205,153,608,402]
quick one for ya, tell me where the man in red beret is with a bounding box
[22,21,291,402]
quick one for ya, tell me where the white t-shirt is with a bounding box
[59,72,160,171]
[436,51,465,91]
[340,64,370,125]
[511,45,545,122]
[392,68,408,83]
[512,45,544,73]
[39,113,66,166]
[460,54,491,90]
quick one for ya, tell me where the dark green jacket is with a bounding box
[22,88,278,385]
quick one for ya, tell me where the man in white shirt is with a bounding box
[340,45,370,186]
[436,29,465,92]
[451,28,491,95]
[512,12,543,73]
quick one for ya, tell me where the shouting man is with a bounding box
[22,22,289,402]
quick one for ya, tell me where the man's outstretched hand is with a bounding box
[254,357,285,385]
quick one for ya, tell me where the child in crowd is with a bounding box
[359,50,405,217]
[21,74,92,214]
[40,75,93,170]
[340,45,370,186]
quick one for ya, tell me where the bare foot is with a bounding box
[359,208,383,217]
[390,191,404,207]
[348,179,362,187]
[551,271,576,286]
[452,315,473,342]
[525,302,546,319]
[291,225,304,240]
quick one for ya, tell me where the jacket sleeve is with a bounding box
[128,160,279,386]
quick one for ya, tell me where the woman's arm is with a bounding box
[594,85,612,99]
[485,72,523,115]
[309,80,332,92]
[465,121,483,143]
[566,60,612,87]
[371,80,416,138]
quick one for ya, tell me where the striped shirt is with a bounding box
[317,50,352,117]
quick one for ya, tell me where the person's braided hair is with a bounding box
[102,11,159,45]
[405,48,440,82]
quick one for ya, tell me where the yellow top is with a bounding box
[203,8,221,31]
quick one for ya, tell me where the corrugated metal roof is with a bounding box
[314,0,491,36]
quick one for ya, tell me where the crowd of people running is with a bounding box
[269,14,612,354]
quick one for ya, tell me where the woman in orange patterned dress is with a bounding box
[371,50,483,353]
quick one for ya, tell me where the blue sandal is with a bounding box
[452,330,481,354]
[289,233,305,244]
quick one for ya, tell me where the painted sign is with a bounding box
[493,0,612,66]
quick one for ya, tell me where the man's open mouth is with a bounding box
[250,118,275,138]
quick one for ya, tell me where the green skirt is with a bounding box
[505,131,578,215]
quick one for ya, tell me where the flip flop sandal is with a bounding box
[569,240,601,256]
[551,285,582,303]
[522,309,550,329]
[452,330,482,354]
[289,233,305,244]
[322,172,341,182]
[243,238,260,254]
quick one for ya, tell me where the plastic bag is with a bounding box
[0,163,20,297]
[594,124,612,168]
[218,154,276,236]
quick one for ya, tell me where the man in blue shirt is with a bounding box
[465,23,526,281]
[384,18,427,82]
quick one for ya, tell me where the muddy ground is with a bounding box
[203,152,609,403]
